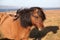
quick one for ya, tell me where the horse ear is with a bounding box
[13,9,21,20]
[16,9,25,15]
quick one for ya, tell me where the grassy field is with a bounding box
[0,10,60,40]
[42,10,60,40]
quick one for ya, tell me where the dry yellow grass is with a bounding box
[42,10,60,40]
[0,10,60,40]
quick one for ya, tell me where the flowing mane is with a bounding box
[16,8,32,28]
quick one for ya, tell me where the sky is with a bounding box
[0,0,60,8]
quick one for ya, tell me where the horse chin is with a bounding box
[32,25,42,31]
[31,24,42,31]
[34,25,42,31]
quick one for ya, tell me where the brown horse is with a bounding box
[0,7,46,40]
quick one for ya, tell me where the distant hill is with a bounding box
[0,6,60,12]
[0,6,19,12]
[0,5,19,9]
[43,8,60,10]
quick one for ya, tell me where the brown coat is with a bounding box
[0,13,19,39]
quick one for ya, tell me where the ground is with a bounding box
[42,10,60,40]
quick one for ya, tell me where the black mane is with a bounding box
[16,8,32,28]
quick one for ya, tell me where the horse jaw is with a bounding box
[31,26,42,31]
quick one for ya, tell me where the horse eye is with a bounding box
[32,14,39,18]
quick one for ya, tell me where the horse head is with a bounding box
[16,7,46,31]
[30,7,46,31]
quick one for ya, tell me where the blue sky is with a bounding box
[0,0,60,8]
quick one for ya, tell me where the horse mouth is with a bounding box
[32,24,42,31]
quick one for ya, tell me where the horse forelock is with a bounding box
[30,7,46,21]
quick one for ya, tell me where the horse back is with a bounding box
[0,13,20,39]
